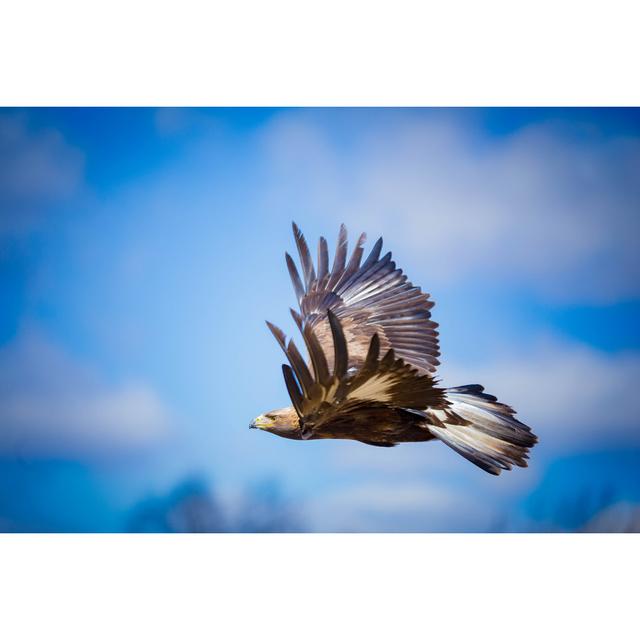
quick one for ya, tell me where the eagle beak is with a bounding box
[250,415,271,430]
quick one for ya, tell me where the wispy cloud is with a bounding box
[306,481,492,532]
[261,110,640,303]
[0,112,84,235]
[0,330,173,458]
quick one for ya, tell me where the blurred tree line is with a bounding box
[126,476,304,533]
[496,484,640,533]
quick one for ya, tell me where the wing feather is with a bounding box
[285,340,315,395]
[327,309,348,379]
[317,236,329,284]
[303,323,331,386]
[292,222,316,290]
[267,322,315,397]
[267,315,444,436]
[282,364,304,416]
[327,224,348,290]
[286,223,440,374]
[285,253,305,306]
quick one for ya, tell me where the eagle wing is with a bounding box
[267,310,448,440]
[286,223,440,375]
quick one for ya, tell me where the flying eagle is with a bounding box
[250,223,537,475]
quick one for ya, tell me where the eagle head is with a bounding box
[250,407,302,440]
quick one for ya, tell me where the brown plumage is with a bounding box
[251,223,538,475]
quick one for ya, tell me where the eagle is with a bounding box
[250,223,537,475]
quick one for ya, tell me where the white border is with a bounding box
[0,534,637,639]
[1,1,638,105]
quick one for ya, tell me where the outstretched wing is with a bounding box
[267,310,446,439]
[286,222,440,375]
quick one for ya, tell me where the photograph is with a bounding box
[1,3,639,636]
[2,106,638,534]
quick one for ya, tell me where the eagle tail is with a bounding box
[428,385,538,475]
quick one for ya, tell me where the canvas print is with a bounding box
[1,107,638,532]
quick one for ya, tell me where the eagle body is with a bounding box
[272,401,437,446]
[307,406,435,446]
[251,223,538,476]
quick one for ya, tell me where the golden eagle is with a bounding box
[250,223,537,475]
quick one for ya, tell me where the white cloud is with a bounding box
[440,337,640,450]
[0,113,84,234]
[261,111,640,303]
[582,502,640,533]
[154,107,192,137]
[306,481,492,532]
[328,437,541,491]
[0,330,173,458]
[330,440,455,475]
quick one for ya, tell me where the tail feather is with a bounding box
[428,384,538,475]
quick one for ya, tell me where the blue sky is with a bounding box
[1,107,639,532]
